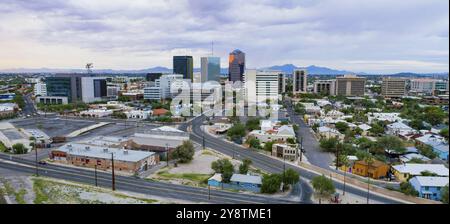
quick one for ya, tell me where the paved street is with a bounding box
[184,114,403,204]
[0,154,298,204]
[284,99,334,170]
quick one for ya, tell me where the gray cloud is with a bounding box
[0,0,448,73]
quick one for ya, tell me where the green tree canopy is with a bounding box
[238,159,252,174]
[283,169,300,186]
[211,159,235,183]
[261,173,282,194]
[311,175,335,204]
[171,140,195,163]
[12,143,27,154]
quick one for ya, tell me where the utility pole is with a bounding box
[208,184,211,200]
[111,153,116,191]
[282,156,286,192]
[335,144,339,170]
[34,139,38,176]
[343,167,347,196]
[94,165,98,187]
[299,137,303,162]
[165,143,169,167]
[366,162,370,204]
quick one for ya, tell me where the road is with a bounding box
[185,115,403,204]
[284,99,333,170]
[22,93,37,116]
[0,154,298,204]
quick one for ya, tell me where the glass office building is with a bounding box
[201,57,221,82]
[173,56,193,81]
[228,49,245,82]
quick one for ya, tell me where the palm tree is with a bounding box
[363,153,375,204]
[339,154,350,196]
[311,175,336,204]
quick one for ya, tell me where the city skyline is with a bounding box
[0,0,448,74]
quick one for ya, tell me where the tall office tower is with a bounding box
[278,73,286,94]
[46,74,85,103]
[173,56,193,81]
[80,77,108,103]
[335,74,366,96]
[201,57,221,82]
[381,77,407,98]
[244,69,280,104]
[293,69,307,94]
[313,80,337,96]
[228,49,245,82]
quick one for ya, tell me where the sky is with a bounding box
[0,0,448,74]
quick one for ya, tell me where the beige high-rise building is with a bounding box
[293,69,307,94]
[313,80,336,96]
[381,77,406,98]
[336,75,366,96]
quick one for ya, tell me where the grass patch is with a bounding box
[14,189,27,204]
[201,150,215,156]
[33,178,50,204]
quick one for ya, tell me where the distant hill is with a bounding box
[265,64,353,75]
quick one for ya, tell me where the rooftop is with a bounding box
[411,176,449,187]
[57,143,155,162]
[230,174,262,185]
[392,164,449,176]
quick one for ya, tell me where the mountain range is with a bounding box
[0,64,447,77]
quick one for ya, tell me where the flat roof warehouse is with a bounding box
[58,143,155,163]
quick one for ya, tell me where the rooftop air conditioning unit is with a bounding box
[103,148,108,153]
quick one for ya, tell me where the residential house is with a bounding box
[357,124,372,136]
[386,121,416,136]
[208,173,262,193]
[317,126,344,141]
[391,164,449,182]
[352,160,390,179]
[248,125,296,143]
[415,134,449,161]
[409,176,449,201]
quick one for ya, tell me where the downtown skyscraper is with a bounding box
[201,57,221,82]
[173,56,194,81]
[228,49,245,82]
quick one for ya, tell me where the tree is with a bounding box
[211,159,234,183]
[369,122,385,136]
[399,182,419,196]
[245,118,261,131]
[311,175,335,204]
[12,143,27,154]
[417,144,438,159]
[246,137,262,149]
[261,173,282,194]
[319,137,339,152]
[286,138,296,144]
[356,137,375,151]
[283,169,300,186]
[440,128,449,142]
[238,159,252,174]
[374,136,406,155]
[409,119,425,130]
[442,185,449,204]
[112,111,127,119]
[335,122,349,133]
[423,106,446,126]
[227,122,246,143]
[263,141,275,152]
[171,141,195,163]
[118,95,131,102]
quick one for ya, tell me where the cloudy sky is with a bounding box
[0,0,448,73]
